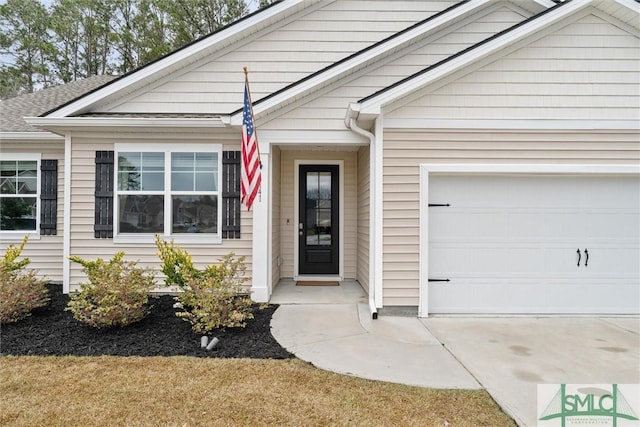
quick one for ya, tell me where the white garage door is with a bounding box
[427,174,640,314]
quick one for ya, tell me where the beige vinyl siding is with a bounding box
[68,137,253,291]
[389,14,640,120]
[0,140,65,282]
[356,146,370,291]
[263,5,528,131]
[381,130,640,307]
[271,146,281,286]
[279,150,357,279]
[107,1,455,114]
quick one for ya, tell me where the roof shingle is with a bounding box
[0,75,116,133]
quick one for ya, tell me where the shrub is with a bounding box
[155,235,197,289]
[66,252,156,328]
[155,237,254,333]
[176,253,254,334]
[0,236,49,324]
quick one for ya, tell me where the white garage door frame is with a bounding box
[418,163,640,318]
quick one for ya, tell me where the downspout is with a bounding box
[345,112,378,319]
[63,133,71,294]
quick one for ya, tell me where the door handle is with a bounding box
[584,248,589,267]
[577,249,581,267]
[299,222,303,236]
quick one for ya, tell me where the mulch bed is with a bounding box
[0,284,293,359]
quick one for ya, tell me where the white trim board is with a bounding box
[418,163,640,318]
[293,159,345,281]
[383,119,640,131]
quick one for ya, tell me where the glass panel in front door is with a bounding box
[306,171,332,246]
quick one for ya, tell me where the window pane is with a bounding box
[118,152,164,191]
[195,153,217,171]
[319,172,331,200]
[172,153,194,172]
[118,172,141,191]
[118,153,141,171]
[0,178,16,194]
[118,195,164,233]
[171,152,218,192]
[172,195,217,234]
[195,172,216,191]
[0,161,16,177]
[17,177,37,194]
[317,209,332,245]
[0,197,37,231]
[172,172,193,191]
[306,172,319,200]
[17,161,37,176]
[140,171,164,191]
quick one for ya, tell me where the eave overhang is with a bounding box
[24,117,227,134]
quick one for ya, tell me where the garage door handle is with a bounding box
[584,249,589,267]
[577,249,581,267]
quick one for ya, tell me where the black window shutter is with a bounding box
[40,159,57,235]
[222,151,241,239]
[94,151,114,238]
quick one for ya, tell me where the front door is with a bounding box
[298,165,339,275]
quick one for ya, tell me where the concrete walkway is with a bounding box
[271,303,480,389]
[270,282,640,426]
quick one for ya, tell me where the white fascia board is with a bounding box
[616,0,640,14]
[0,131,63,140]
[25,117,226,129]
[534,0,556,7]
[230,0,492,126]
[383,119,640,131]
[259,129,368,145]
[46,0,312,119]
[359,0,594,115]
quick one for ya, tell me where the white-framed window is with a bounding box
[114,144,222,243]
[0,154,40,235]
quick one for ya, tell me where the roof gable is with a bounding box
[43,0,316,118]
[350,0,639,121]
[386,11,639,124]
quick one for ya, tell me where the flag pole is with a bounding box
[243,67,262,169]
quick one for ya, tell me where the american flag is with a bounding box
[241,76,261,211]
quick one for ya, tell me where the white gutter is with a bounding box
[0,132,63,140]
[345,113,378,319]
[25,117,227,129]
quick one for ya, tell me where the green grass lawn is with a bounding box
[0,356,515,426]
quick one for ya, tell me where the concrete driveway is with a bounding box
[421,317,640,427]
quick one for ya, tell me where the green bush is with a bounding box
[66,252,156,328]
[0,237,49,324]
[155,235,196,289]
[176,253,254,334]
[156,236,254,333]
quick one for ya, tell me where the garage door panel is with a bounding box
[585,212,639,240]
[429,281,640,314]
[430,210,507,240]
[426,173,640,315]
[431,245,582,275]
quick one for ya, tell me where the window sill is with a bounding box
[113,234,222,245]
[0,232,41,242]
